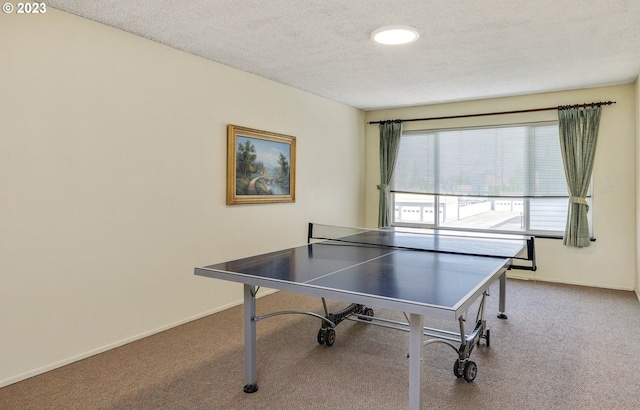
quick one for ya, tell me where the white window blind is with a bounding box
[391,123,568,197]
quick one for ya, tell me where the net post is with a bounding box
[527,237,537,271]
[307,223,313,244]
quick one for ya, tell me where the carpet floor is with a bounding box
[1,279,639,409]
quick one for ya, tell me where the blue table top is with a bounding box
[198,239,516,314]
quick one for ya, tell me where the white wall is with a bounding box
[636,76,640,301]
[365,85,637,291]
[0,9,365,386]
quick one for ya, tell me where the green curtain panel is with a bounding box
[378,121,403,227]
[557,106,602,247]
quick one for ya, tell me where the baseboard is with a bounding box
[0,288,278,389]
[507,272,635,292]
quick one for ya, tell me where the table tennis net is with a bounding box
[308,223,534,261]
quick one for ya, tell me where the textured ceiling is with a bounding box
[49,0,640,110]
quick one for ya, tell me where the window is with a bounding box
[391,122,592,236]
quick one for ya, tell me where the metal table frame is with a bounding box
[196,255,512,410]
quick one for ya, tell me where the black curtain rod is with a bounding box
[368,100,616,125]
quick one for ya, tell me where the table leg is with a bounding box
[498,271,508,319]
[243,284,258,393]
[409,313,424,410]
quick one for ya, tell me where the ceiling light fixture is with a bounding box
[371,25,420,45]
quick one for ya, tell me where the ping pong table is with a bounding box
[195,223,536,409]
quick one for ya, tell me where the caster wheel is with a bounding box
[317,329,326,345]
[453,359,463,378]
[362,307,374,321]
[463,360,477,382]
[477,328,490,347]
[325,328,336,346]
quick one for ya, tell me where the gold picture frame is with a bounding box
[227,125,296,205]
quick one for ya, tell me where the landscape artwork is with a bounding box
[227,125,296,205]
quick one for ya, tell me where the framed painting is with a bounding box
[227,125,296,205]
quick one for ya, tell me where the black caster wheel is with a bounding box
[453,359,463,378]
[463,360,477,382]
[325,328,336,346]
[477,329,490,347]
[317,328,326,345]
[362,307,374,321]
